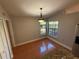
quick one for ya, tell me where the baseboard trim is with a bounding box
[48,37,72,51]
[15,37,72,51]
[15,37,46,47]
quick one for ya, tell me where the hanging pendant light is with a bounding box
[38,8,45,23]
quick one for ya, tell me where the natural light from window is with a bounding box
[40,42,55,53]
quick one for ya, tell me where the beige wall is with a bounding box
[0,5,10,20]
[11,16,40,45]
[11,12,79,48]
[50,12,79,48]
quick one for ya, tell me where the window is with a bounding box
[40,21,46,36]
[48,21,58,38]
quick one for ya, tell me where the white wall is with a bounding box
[50,12,79,48]
[11,16,40,45]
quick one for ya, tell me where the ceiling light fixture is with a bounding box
[38,8,45,23]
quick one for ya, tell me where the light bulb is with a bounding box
[38,20,44,23]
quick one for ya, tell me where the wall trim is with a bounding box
[7,20,16,47]
[47,37,72,51]
[15,37,46,47]
[15,36,72,51]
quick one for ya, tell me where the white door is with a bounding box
[0,20,11,59]
[0,31,6,59]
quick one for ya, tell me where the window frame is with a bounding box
[48,21,59,38]
[39,21,47,36]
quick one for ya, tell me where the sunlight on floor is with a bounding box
[40,42,55,53]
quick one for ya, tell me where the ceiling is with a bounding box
[65,4,79,14]
[0,0,79,17]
